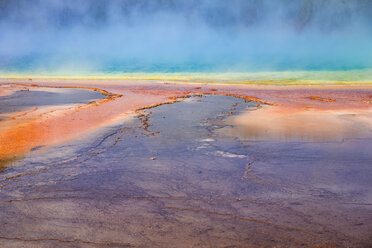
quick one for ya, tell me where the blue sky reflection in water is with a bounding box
[0,0,372,75]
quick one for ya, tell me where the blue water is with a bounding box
[2,58,371,75]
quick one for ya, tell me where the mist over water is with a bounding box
[0,0,372,74]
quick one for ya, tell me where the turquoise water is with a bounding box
[2,58,372,74]
[2,59,372,84]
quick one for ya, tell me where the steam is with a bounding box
[0,0,371,74]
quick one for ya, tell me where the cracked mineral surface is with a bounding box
[0,93,371,247]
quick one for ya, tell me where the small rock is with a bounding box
[150,157,156,160]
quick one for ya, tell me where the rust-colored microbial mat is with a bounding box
[0,80,371,247]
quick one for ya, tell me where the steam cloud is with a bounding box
[0,0,371,73]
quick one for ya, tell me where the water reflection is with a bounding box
[0,87,104,115]
[221,106,372,142]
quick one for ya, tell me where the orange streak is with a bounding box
[1,80,371,161]
[309,96,336,102]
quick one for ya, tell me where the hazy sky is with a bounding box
[0,0,371,73]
